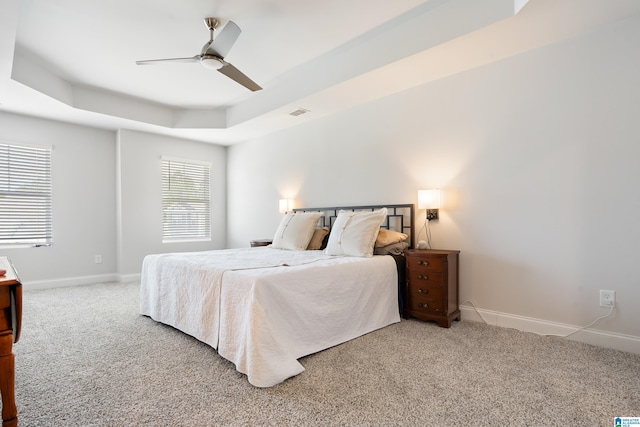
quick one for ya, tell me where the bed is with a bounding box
[140,204,414,387]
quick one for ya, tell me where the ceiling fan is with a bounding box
[136,18,262,92]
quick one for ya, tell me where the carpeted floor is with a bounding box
[13,282,640,426]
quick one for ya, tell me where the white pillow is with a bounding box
[272,212,322,251]
[325,208,387,257]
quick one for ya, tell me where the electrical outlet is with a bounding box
[94,254,102,264]
[600,290,615,308]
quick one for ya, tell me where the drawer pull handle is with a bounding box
[417,260,430,266]
[417,288,429,294]
[418,303,429,309]
[417,275,429,281]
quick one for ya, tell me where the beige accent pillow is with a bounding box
[375,229,408,247]
[306,227,329,250]
[325,208,387,257]
[272,212,322,251]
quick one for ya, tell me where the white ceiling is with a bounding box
[1,0,640,145]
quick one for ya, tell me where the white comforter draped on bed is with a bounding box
[140,247,400,387]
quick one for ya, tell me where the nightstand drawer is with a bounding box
[406,270,443,286]
[409,300,445,314]
[406,255,443,272]
[408,286,444,312]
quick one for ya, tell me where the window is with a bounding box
[161,157,211,242]
[0,142,52,247]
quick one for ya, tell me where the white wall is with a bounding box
[116,129,227,278]
[0,112,117,284]
[227,15,640,349]
[0,115,227,284]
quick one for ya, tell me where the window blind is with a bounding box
[161,158,211,242]
[0,142,52,247]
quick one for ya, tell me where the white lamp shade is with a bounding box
[279,198,294,213]
[418,189,441,209]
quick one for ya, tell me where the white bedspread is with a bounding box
[140,247,400,387]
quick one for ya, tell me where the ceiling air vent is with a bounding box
[289,108,310,117]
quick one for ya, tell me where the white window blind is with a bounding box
[161,157,211,242]
[0,142,52,247]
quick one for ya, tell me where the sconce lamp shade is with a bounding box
[418,189,441,209]
[279,198,294,213]
[418,189,441,221]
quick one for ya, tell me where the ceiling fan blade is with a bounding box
[136,56,199,65]
[206,21,241,58]
[218,62,262,91]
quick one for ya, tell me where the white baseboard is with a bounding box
[24,274,121,290]
[23,273,141,290]
[117,273,141,283]
[460,304,640,355]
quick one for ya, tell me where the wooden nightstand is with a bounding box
[0,257,21,427]
[250,239,273,247]
[405,249,460,328]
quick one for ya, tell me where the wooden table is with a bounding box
[0,257,21,427]
[250,239,273,247]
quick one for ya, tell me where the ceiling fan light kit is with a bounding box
[200,56,223,70]
[136,17,262,92]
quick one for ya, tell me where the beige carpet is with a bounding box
[14,282,640,426]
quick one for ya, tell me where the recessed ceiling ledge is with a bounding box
[171,108,227,129]
[227,0,519,128]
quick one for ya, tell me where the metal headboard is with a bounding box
[292,204,415,249]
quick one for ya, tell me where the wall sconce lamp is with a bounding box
[279,198,294,214]
[418,189,441,221]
